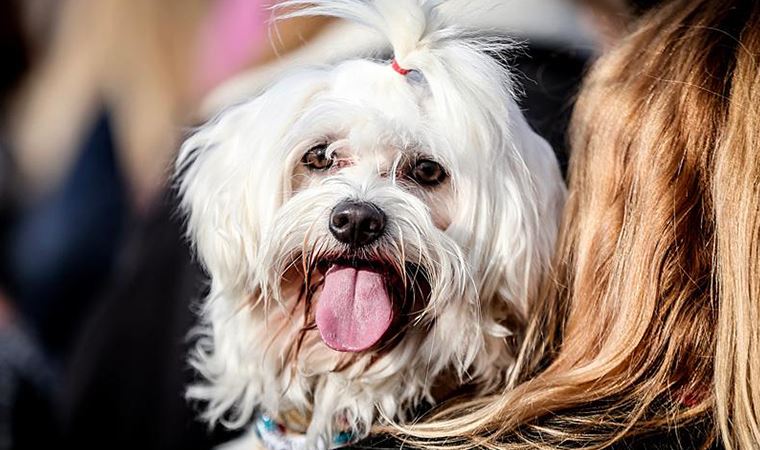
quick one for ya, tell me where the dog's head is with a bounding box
[177,0,564,439]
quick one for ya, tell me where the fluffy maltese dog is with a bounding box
[176,0,565,448]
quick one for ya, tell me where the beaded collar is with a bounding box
[254,413,356,450]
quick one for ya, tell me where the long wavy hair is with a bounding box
[397,0,760,448]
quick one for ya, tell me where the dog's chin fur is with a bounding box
[176,0,565,446]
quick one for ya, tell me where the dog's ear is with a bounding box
[446,100,565,328]
[176,73,326,292]
[480,106,565,320]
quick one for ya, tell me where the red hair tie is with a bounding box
[391,58,410,76]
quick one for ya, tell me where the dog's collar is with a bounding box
[254,413,356,450]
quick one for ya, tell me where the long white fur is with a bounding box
[176,0,565,446]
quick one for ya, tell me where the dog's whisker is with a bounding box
[277,254,303,282]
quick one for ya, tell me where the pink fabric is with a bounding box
[195,0,269,93]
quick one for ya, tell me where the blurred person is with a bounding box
[8,0,332,207]
[2,0,207,362]
[0,2,63,449]
[395,0,758,448]
[1,0,331,358]
[0,1,331,448]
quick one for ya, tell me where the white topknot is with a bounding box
[276,0,516,74]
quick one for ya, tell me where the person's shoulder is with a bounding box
[351,423,722,450]
[613,422,720,450]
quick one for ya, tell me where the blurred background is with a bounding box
[0,0,653,449]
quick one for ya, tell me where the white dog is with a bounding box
[176,0,565,448]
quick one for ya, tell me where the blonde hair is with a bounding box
[397,0,760,448]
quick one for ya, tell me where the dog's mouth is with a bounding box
[312,259,424,353]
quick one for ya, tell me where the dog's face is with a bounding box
[272,60,465,355]
[289,138,454,353]
[179,50,564,438]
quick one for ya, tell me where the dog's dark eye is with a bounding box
[410,159,447,186]
[301,144,332,171]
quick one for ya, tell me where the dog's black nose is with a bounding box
[329,201,386,247]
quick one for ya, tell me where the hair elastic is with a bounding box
[390,58,410,75]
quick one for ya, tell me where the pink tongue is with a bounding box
[315,265,394,352]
